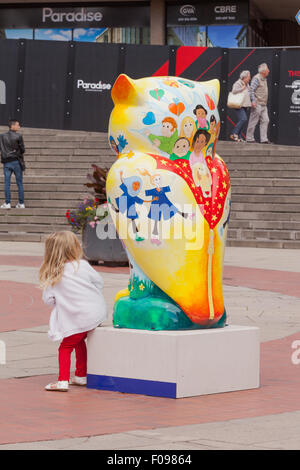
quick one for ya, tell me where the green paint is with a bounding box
[113,278,227,331]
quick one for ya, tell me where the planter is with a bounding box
[82,213,128,265]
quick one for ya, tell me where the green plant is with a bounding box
[85,164,109,204]
[65,165,109,233]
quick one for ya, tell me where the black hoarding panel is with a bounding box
[226,48,274,142]
[22,40,69,129]
[0,39,19,125]
[277,49,300,146]
[174,46,223,82]
[124,45,170,80]
[70,42,119,132]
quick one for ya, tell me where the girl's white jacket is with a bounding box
[42,259,107,341]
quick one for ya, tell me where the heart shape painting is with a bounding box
[142,112,156,126]
[168,101,185,116]
[149,88,165,101]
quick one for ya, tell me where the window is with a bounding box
[34,29,72,41]
[167,26,207,46]
[206,25,247,48]
[5,29,33,39]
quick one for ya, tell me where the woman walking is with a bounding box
[229,70,251,142]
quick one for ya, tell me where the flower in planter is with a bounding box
[66,197,108,233]
[66,164,109,233]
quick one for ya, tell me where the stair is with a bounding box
[217,141,300,248]
[0,127,299,248]
[0,126,115,242]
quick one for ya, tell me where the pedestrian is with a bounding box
[246,63,271,144]
[0,119,26,209]
[229,70,251,142]
[39,231,107,392]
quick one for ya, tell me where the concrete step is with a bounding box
[230,211,300,221]
[21,169,91,176]
[25,148,114,157]
[23,155,114,163]
[228,228,300,241]
[5,190,87,200]
[0,232,47,242]
[231,202,300,212]
[223,155,300,163]
[0,176,91,184]
[229,170,300,178]
[0,208,69,216]
[229,219,300,230]
[231,186,300,195]
[227,163,300,171]
[3,184,87,192]
[0,215,66,224]
[230,178,300,187]
[25,141,110,149]
[226,239,300,249]
[0,223,66,233]
[23,162,98,169]
[231,194,300,204]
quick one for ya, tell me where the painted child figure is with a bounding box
[147,117,178,155]
[40,231,107,391]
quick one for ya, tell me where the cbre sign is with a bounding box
[167,1,248,26]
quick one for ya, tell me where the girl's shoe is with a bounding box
[69,376,87,386]
[16,203,25,209]
[45,381,69,392]
[229,134,239,142]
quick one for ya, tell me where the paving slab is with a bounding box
[0,242,300,450]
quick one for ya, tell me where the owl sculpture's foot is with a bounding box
[113,295,227,331]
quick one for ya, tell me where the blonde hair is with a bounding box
[138,168,160,185]
[39,231,83,289]
[179,116,197,147]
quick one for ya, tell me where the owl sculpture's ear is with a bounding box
[111,74,138,106]
[204,79,220,105]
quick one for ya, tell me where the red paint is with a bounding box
[152,60,169,77]
[175,46,207,77]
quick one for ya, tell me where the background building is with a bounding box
[0,1,299,48]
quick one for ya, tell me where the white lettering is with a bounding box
[214,5,237,14]
[180,5,196,17]
[0,340,6,365]
[0,80,6,105]
[42,7,53,22]
[291,340,300,365]
[42,7,103,24]
[77,79,112,92]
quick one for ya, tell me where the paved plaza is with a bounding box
[0,242,300,450]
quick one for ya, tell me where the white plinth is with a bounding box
[87,325,260,398]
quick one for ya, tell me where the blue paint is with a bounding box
[87,374,177,398]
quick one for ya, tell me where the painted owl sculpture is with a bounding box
[106,74,231,330]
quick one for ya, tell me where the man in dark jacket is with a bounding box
[0,119,26,209]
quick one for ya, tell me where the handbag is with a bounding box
[227,90,245,109]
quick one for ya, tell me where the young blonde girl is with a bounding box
[39,231,107,392]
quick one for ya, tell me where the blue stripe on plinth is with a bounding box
[87,374,177,398]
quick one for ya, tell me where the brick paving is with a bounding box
[0,332,299,445]
[0,252,300,445]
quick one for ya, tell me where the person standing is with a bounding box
[229,70,251,142]
[246,63,271,144]
[0,119,26,209]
